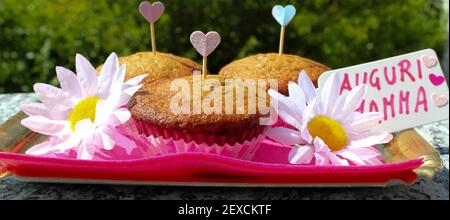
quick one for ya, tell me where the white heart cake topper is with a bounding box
[190,31,221,57]
[139,1,165,23]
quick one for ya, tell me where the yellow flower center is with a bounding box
[68,97,102,131]
[307,116,348,152]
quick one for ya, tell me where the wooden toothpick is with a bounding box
[279,26,286,56]
[150,23,157,55]
[202,56,208,80]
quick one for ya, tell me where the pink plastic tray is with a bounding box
[0,139,425,186]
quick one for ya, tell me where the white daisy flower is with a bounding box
[267,71,393,166]
[20,53,147,160]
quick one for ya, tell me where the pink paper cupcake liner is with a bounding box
[134,120,267,160]
[135,120,267,146]
[148,134,266,160]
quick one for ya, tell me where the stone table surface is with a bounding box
[0,93,448,200]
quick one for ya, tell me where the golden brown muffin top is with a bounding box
[219,53,331,95]
[96,52,201,85]
[129,75,269,134]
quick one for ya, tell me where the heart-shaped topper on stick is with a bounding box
[139,1,165,55]
[190,31,221,80]
[272,5,296,56]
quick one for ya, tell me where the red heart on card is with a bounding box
[429,74,445,86]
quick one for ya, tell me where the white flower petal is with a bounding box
[314,152,330,166]
[298,70,317,103]
[21,116,68,136]
[266,127,306,146]
[98,53,119,98]
[288,82,307,116]
[313,137,329,152]
[301,98,318,124]
[56,66,83,99]
[21,102,50,117]
[269,89,302,128]
[74,119,96,138]
[320,73,341,116]
[341,85,367,116]
[25,139,55,156]
[123,74,148,89]
[337,151,366,166]
[110,109,131,127]
[331,95,346,117]
[325,151,350,166]
[289,146,314,164]
[100,131,115,151]
[94,100,113,126]
[348,132,393,148]
[76,54,98,97]
[350,112,384,131]
[78,135,95,160]
[117,85,143,108]
[277,105,303,130]
[104,126,137,154]
[300,125,313,144]
[339,147,382,160]
[51,135,82,152]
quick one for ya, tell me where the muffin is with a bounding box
[219,53,331,95]
[128,75,268,159]
[96,52,201,85]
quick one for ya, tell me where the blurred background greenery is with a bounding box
[0,0,448,93]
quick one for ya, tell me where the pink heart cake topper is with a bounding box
[139,1,165,23]
[422,55,438,68]
[432,93,449,108]
[190,31,221,57]
[429,74,445,86]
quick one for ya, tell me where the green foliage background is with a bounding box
[0,0,447,93]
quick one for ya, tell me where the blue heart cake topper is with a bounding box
[272,5,297,26]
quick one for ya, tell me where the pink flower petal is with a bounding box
[313,137,329,152]
[76,54,98,97]
[266,127,305,146]
[21,116,68,136]
[289,146,314,164]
